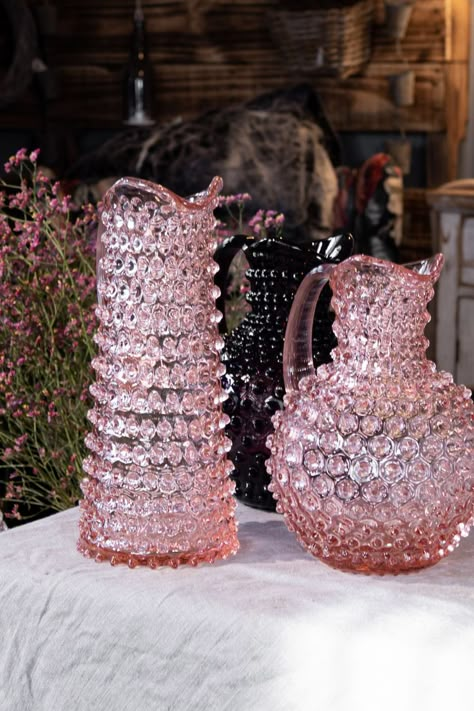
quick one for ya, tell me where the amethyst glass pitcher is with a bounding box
[214,233,353,510]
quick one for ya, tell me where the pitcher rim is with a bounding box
[334,253,444,284]
[247,231,353,253]
[111,175,223,210]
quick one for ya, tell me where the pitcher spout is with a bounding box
[404,253,444,284]
[104,175,223,212]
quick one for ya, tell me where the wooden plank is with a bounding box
[444,0,470,179]
[425,0,470,182]
[444,61,469,180]
[37,60,445,131]
[448,0,470,61]
[315,71,445,131]
[400,188,433,262]
[371,0,447,63]
[0,69,448,133]
[427,133,450,187]
[52,1,448,63]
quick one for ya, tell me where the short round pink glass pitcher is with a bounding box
[267,254,474,573]
[78,176,239,568]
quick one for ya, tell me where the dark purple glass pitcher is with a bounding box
[214,233,353,510]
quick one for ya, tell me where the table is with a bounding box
[1,503,474,711]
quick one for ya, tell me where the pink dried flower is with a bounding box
[0,147,98,520]
[217,192,252,207]
[15,148,28,163]
[14,434,28,451]
[248,208,285,239]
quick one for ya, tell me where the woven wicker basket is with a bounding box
[269,0,374,80]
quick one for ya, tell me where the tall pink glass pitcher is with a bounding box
[267,254,474,573]
[78,176,239,568]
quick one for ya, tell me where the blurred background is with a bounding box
[0,0,472,384]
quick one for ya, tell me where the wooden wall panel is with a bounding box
[0,0,469,194]
[400,188,433,263]
[371,0,448,63]
[0,0,468,138]
[0,1,469,264]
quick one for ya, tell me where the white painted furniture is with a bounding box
[428,180,474,389]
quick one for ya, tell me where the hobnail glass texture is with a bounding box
[215,234,353,511]
[78,176,239,568]
[267,254,474,574]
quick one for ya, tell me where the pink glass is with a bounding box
[267,254,474,573]
[78,176,239,568]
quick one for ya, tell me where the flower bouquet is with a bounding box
[0,150,97,522]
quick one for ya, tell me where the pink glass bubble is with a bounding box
[78,176,239,568]
[267,254,474,574]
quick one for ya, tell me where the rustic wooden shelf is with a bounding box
[0,0,468,138]
[0,0,469,192]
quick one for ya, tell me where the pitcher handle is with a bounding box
[214,234,255,334]
[283,263,335,392]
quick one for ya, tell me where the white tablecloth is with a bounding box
[1,502,474,711]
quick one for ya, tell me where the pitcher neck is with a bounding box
[330,322,431,379]
[327,254,443,379]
